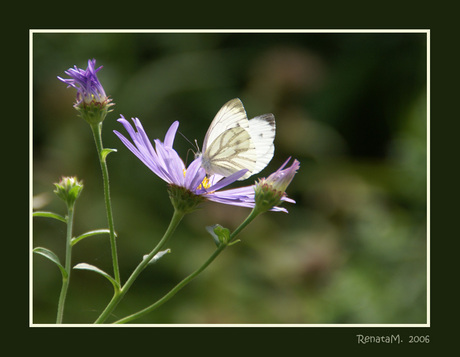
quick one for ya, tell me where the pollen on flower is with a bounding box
[198,176,211,190]
[183,169,211,191]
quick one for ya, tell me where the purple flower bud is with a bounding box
[254,158,299,213]
[58,59,113,124]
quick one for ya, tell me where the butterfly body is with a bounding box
[198,98,275,180]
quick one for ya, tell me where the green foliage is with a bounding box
[101,148,117,162]
[73,263,120,291]
[33,211,67,223]
[33,247,68,279]
[70,229,112,246]
[206,224,230,246]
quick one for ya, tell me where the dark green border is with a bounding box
[13,2,454,353]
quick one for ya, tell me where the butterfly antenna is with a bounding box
[178,130,195,148]
[178,131,201,164]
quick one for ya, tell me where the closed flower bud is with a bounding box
[254,158,299,213]
[53,176,83,208]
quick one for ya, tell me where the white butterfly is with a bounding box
[197,98,276,180]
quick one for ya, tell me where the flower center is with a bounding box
[197,176,211,190]
[183,169,211,190]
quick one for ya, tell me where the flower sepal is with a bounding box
[168,184,206,215]
[253,182,284,214]
[75,100,113,125]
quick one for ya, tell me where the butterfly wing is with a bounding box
[202,98,250,153]
[201,98,275,180]
[244,113,276,178]
[202,126,257,178]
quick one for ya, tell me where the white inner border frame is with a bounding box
[29,29,430,328]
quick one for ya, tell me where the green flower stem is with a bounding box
[113,207,262,324]
[90,122,120,286]
[114,245,226,324]
[56,206,74,323]
[228,206,262,244]
[94,209,185,324]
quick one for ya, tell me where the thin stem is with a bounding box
[228,206,261,243]
[114,245,226,324]
[94,209,185,324]
[90,123,120,285]
[56,206,74,323]
[113,207,262,324]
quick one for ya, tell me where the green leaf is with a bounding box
[73,263,120,291]
[33,247,68,279]
[71,229,113,246]
[143,249,171,265]
[101,148,117,162]
[33,211,67,223]
[228,239,241,246]
[206,224,230,246]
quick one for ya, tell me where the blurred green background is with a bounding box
[32,32,427,324]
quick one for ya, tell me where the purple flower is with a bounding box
[253,157,299,213]
[114,117,248,210]
[260,157,300,193]
[58,59,109,105]
[58,59,113,124]
[217,158,298,213]
[114,117,296,212]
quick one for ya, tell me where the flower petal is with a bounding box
[154,140,185,185]
[204,169,249,193]
[164,121,179,148]
[185,157,206,191]
[113,130,167,182]
[132,118,158,159]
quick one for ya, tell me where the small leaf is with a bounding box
[206,226,220,246]
[73,263,119,290]
[33,211,67,223]
[33,247,68,279]
[206,224,230,246]
[101,148,117,162]
[143,249,171,265]
[71,229,113,246]
[228,239,241,246]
